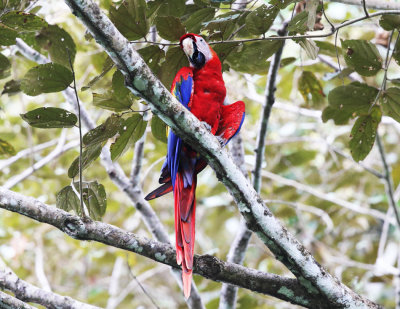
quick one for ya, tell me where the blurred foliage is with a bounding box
[0,0,400,308]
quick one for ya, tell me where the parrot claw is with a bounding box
[216,135,226,146]
[201,121,212,132]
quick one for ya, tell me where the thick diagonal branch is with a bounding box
[0,187,327,308]
[61,1,381,307]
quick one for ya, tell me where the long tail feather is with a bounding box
[174,172,196,299]
[144,182,173,200]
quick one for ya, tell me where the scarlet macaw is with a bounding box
[145,33,245,298]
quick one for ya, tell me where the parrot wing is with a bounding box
[216,100,245,145]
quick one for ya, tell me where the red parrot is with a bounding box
[145,33,245,298]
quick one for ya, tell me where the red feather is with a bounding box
[145,33,245,298]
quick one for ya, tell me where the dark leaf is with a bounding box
[342,39,382,76]
[158,46,187,89]
[21,107,77,128]
[73,181,107,220]
[184,7,216,33]
[204,11,240,41]
[112,70,130,99]
[82,57,114,91]
[155,16,186,41]
[245,5,279,35]
[349,106,381,161]
[157,0,186,17]
[213,42,240,66]
[226,40,282,74]
[20,63,73,96]
[83,114,122,146]
[1,11,47,32]
[1,79,20,96]
[151,114,167,143]
[380,87,400,123]
[0,23,18,45]
[0,138,16,157]
[379,15,400,31]
[268,0,295,9]
[393,37,400,66]
[110,114,146,161]
[109,0,149,41]
[138,45,165,73]
[288,11,308,34]
[92,92,133,112]
[298,71,325,108]
[56,185,82,216]
[68,143,103,178]
[0,52,11,79]
[280,57,296,67]
[36,25,76,68]
[315,40,341,57]
[324,82,379,124]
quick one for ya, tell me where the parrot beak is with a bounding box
[181,37,206,69]
[182,37,194,58]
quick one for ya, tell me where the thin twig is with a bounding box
[362,0,369,17]
[126,258,160,309]
[376,134,400,228]
[67,48,86,218]
[128,10,400,47]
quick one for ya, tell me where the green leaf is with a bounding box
[298,71,325,108]
[0,138,16,157]
[226,40,282,74]
[20,63,73,96]
[324,82,378,124]
[184,7,216,33]
[36,25,76,68]
[21,107,77,128]
[299,39,319,60]
[1,79,20,96]
[0,52,11,79]
[1,11,47,32]
[380,87,400,123]
[379,15,400,31]
[393,37,400,66]
[288,11,308,34]
[245,5,279,35]
[68,143,103,178]
[92,92,133,112]
[342,39,382,76]
[158,46,187,89]
[0,23,17,45]
[349,106,381,161]
[151,115,167,143]
[280,57,296,67]
[268,0,295,9]
[112,70,129,99]
[110,114,147,161]
[82,181,107,220]
[315,40,341,57]
[157,0,186,17]
[109,0,149,41]
[138,45,165,73]
[204,11,239,41]
[323,67,354,81]
[213,42,240,66]
[82,57,114,91]
[155,16,186,41]
[83,114,122,146]
[56,185,82,216]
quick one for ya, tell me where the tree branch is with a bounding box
[15,38,204,308]
[0,187,327,308]
[0,290,36,309]
[326,0,400,10]
[61,0,380,307]
[0,264,101,309]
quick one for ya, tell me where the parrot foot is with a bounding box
[216,135,226,146]
[201,121,212,132]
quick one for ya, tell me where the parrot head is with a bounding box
[180,33,214,69]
